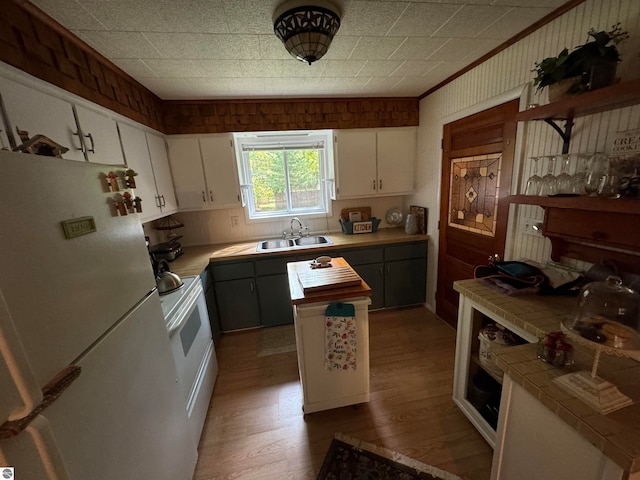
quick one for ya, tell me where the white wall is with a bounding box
[412,0,640,310]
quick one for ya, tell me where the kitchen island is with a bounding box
[453,279,640,480]
[287,257,372,414]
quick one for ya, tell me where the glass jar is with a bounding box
[584,153,608,197]
[404,213,418,234]
[562,275,640,350]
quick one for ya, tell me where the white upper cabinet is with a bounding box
[0,76,85,161]
[74,104,124,165]
[146,132,177,215]
[119,122,176,222]
[334,127,416,199]
[199,135,241,208]
[167,134,241,211]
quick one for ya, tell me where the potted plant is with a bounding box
[533,23,629,101]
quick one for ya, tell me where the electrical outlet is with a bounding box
[521,218,542,237]
[231,216,239,228]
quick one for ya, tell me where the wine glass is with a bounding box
[555,154,573,194]
[570,154,590,195]
[524,156,543,195]
[540,155,558,196]
[584,153,608,197]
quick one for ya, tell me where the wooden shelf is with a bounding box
[516,77,640,122]
[509,195,640,214]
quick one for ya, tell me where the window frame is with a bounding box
[234,130,334,220]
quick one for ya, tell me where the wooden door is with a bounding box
[436,100,518,327]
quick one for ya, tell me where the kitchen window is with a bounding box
[234,130,334,220]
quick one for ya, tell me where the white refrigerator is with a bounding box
[0,150,198,479]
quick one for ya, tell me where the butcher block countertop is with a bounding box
[287,257,371,306]
[455,279,640,475]
[169,228,428,278]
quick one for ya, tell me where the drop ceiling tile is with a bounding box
[432,5,512,37]
[79,1,170,31]
[281,61,328,78]
[428,38,500,62]
[140,59,198,77]
[145,33,261,60]
[388,77,431,96]
[338,1,409,36]
[360,76,404,94]
[357,60,405,77]
[388,3,462,37]
[491,0,565,6]
[321,36,361,60]
[389,37,449,60]
[391,60,441,77]
[222,0,280,34]
[184,77,266,99]
[155,0,230,33]
[29,0,106,30]
[239,60,285,78]
[110,58,158,77]
[317,60,367,77]
[136,77,192,99]
[475,7,555,39]
[72,31,162,58]
[349,37,407,61]
[194,60,244,77]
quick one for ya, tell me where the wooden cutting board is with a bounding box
[341,207,371,221]
[297,266,362,293]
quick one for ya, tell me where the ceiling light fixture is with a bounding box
[273,0,341,66]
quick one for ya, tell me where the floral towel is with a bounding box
[325,303,357,371]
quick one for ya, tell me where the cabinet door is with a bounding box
[74,104,124,165]
[334,130,377,198]
[384,259,426,308]
[215,279,260,331]
[146,132,177,215]
[352,263,384,309]
[167,137,208,210]
[377,127,416,195]
[118,122,161,221]
[200,135,241,208]
[256,274,294,326]
[0,76,85,161]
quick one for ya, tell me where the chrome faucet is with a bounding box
[290,217,303,237]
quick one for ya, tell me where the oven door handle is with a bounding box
[166,284,202,337]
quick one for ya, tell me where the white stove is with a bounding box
[157,274,217,446]
[159,276,198,329]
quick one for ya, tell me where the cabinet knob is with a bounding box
[488,253,501,263]
[202,191,206,202]
[209,190,214,202]
[379,179,382,190]
[160,195,166,207]
[372,179,376,190]
[71,129,85,153]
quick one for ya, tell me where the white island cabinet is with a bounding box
[287,258,371,414]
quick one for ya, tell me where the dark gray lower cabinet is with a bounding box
[351,263,384,309]
[384,258,426,307]
[214,278,260,331]
[256,274,294,326]
[211,240,427,331]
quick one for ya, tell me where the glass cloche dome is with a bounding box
[562,275,640,351]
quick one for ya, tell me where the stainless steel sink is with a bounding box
[256,235,332,251]
[257,239,295,251]
[294,235,332,246]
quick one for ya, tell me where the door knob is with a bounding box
[488,253,501,263]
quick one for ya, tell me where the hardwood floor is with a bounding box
[193,306,493,480]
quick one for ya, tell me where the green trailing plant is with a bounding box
[533,23,629,92]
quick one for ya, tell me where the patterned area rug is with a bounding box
[257,325,297,357]
[317,433,461,480]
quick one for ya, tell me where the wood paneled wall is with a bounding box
[413,0,640,308]
[163,98,419,134]
[0,0,419,134]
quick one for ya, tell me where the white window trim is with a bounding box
[234,130,334,221]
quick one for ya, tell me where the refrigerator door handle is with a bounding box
[0,365,81,440]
